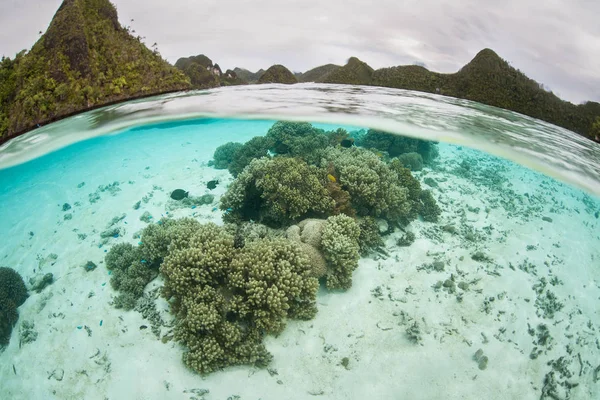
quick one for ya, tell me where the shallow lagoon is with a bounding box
[0,85,599,400]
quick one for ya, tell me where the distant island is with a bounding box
[1,0,599,144]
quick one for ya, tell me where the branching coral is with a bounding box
[220,157,335,227]
[357,217,384,255]
[159,222,319,374]
[228,239,319,331]
[265,121,330,163]
[320,215,361,290]
[105,242,157,310]
[389,159,423,222]
[398,152,424,171]
[419,190,442,223]
[0,267,28,349]
[212,142,243,170]
[320,147,411,221]
[227,136,274,177]
[358,129,438,162]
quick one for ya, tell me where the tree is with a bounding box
[591,117,600,142]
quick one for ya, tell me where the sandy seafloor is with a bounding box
[0,119,599,400]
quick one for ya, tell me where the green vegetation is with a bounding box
[0,267,28,349]
[0,0,190,142]
[174,54,246,88]
[297,64,341,83]
[367,49,600,140]
[323,57,374,85]
[257,64,298,84]
[233,67,265,83]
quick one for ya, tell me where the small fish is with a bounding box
[207,180,219,190]
[327,174,337,183]
[340,138,354,148]
[170,189,189,200]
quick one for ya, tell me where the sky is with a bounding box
[0,0,599,104]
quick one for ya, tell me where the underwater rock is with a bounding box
[471,251,491,262]
[473,349,489,370]
[206,180,219,190]
[83,261,97,272]
[170,189,189,200]
[405,321,423,344]
[140,211,153,223]
[30,273,54,293]
[63,213,72,221]
[106,214,126,228]
[166,194,214,211]
[542,216,553,223]
[397,231,415,247]
[133,201,141,210]
[19,320,38,346]
[376,219,388,234]
[62,203,71,211]
[100,227,120,239]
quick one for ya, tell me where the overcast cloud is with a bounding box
[1,0,599,103]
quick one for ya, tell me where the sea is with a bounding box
[0,83,598,400]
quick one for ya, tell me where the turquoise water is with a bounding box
[0,87,599,400]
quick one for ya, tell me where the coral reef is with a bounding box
[159,222,318,374]
[320,147,411,220]
[227,136,274,177]
[212,142,244,170]
[105,242,156,310]
[265,121,330,163]
[397,152,424,171]
[320,215,361,290]
[357,217,384,255]
[220,157,334,227]
[419,190,442,223]
[358,129,438,162]
[0,267,28,349]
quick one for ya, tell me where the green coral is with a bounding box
[357,217,384,255]
[321,147,411,220]
[220,157,335,227]
[228,239,319,331]
[419,190,442,222]
[160,222,318,374]
[398,152,424,171]
[320,215,361,290]
[0,267,28,349]
[105,242,156,310]
[212,142,243,170]
[264,121,330,163]
[358,129,438,162]
[227,136,274,177]
[104,219,202,310]
[389,159,423,222]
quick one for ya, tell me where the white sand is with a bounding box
[0,128,599,400]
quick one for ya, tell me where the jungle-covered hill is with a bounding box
[0,0,191,143]
[174,54,246,88]
[316,50,600,140]
[1,0,598,143]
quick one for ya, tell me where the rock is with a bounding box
[376,218,388,234]
[542,216,553,223]
[62,203,71,211]
[30,273,54,293]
